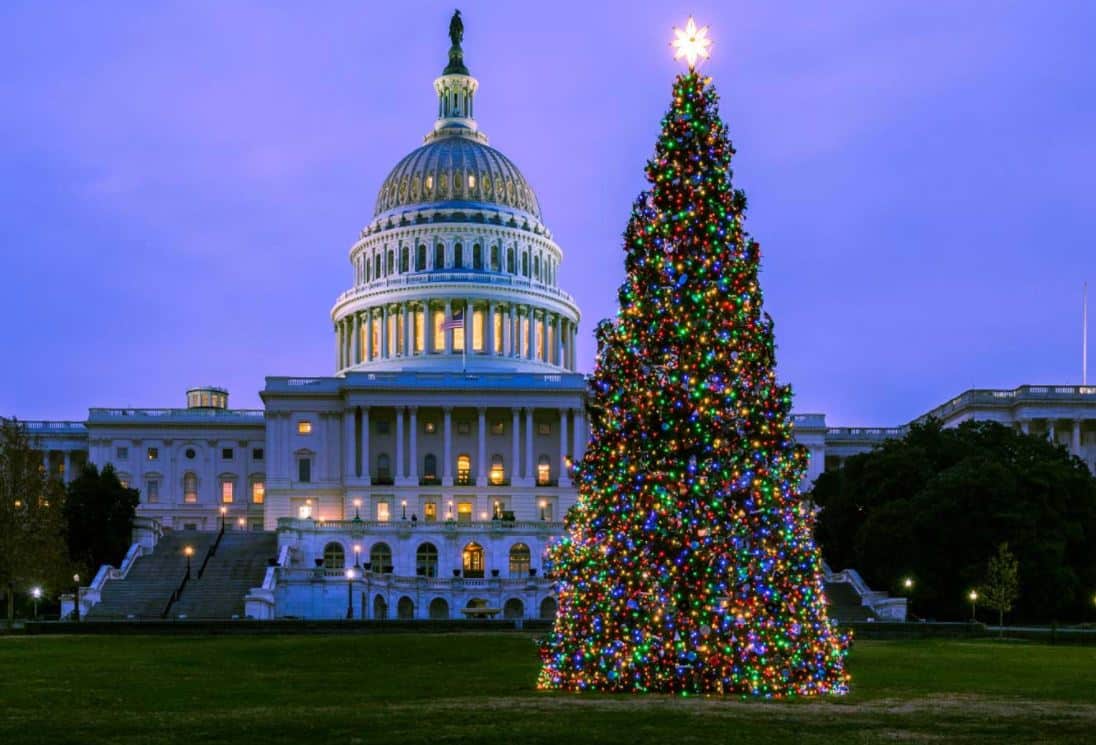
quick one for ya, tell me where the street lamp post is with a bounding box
[219,506,227,532]
[30,586,42,620]
[968,590,978,621]
[401,500,408,520]
[539,500,547,521]
[353,498,362,520]
[345,568,358,619]
[353,544,362,567]
[184,545,194,579]
[72,574,80,622]
[237,517,246,531]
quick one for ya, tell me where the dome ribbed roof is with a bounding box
[373,137,541,220]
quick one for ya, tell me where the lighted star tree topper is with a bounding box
[538,20,850,697]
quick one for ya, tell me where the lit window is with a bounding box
[433,309,445,351]
[297,421,312,435]
[457,502,473,524]
[414,307,425,352]
[377,501,390,522]
[297,502,312,519]
[456,454,471,484]
[472,308,484,351]
[521,316,530,356]
[489,454,505,485]
[183,473,198,503]
[423,501,437,522]
[537,455,551,485]
[388,312,398,355]
[535,320,544,360]
[222,448,234,460]
[147,478,159,504]
[462,541,484,576]
[116,446,128,460]
[493,309,503,353]
[424,421,436,434]
[468,173,476,189]
[147,447,158,461]
[221,480,234,503]
[453,320,465,352]
[425,175,433,192]
[251,480,265,505]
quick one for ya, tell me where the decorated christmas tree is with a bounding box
[538,20,850,697]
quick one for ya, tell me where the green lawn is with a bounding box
[1,634,1093,744]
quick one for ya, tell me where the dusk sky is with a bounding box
[2,1,1093,425]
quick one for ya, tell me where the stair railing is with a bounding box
[161,570,190,619]
[197,524,226,580]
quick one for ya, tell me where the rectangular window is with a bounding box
[424,421,436,434]
[433,310,445,352]
[221,480,234,503]
[493,309,503,354]
[423,501,437,522]
[472,308,484,352]
[457,502,473,524]
[252,448,264,461]
[297,421,312,435]
[377,501,390,522]
[388,313,397,356]
[376,420,390,435]
[298,458,311,483]
[414,308,425,353]
[536,321,544,361]
[221,447,234,460]
[146,447,158,461]
[521,317,530,356]
[490,421,505,435]
[251,480,265,505]
[457,420,471,435]
[116,446,128,460]
[453,322,465,352]
[147,479,159,503]
[372,317,382,358]
[538,422,552,435]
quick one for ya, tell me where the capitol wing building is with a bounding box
[17,22,1096,623]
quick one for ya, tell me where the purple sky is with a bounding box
[2,1,1094,425]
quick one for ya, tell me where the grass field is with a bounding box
[1,634,1093,744]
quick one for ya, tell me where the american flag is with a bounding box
[441,308,464,331]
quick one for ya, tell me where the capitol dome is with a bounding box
[330,13,579,376]
[374,138,542,221]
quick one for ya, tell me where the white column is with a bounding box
[508,304,517,357]
[476,407,487,486]
[408,407,418,482]
[442,407,453,486]
[527,308,536,360]
[423,303,433,355]
[444,300,454,355]
[525,408,534,482]
[395,406,405,483]
[1071,420,1082,455]
[541,312,549,362]
[558,408,570,487]
[554,315,563,366]
[343,409,356,481]
[511,408,521,485]
[381,305,389,358]
[574,408,586,461]
[364,310,373,361]
[485,304,495,357]
[401,302,410,356]
[360,407,370,485]
[463,300,471,356]
[334,324,341,370]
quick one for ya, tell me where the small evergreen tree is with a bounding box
[64,463,139,578]
[982,542,1020,631]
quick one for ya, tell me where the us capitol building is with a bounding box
[16,17,1096,623]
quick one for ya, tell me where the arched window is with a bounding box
[473,243,483,270]
[423,453,438,482]
[376,453,391,484]
[509,543,531,577]
[462,542,484,578]
[434,243,445,269]
[387,250,394,274]
[456,454,471,485]
[534,255,541,280]
[490,245,500,271]
[323,542,345,569]
[370,542,392,574]
[400,246,409,272]
[365,259,372,282]
[503,598,524,619]
[454,243,463,267]
[490,454,505,485]
[521,252,529,276]
[507,247,515,273]
[539,596,558,620]
[397,596,415,620]
[537,455,552,485]
[373,594,388,620]
[428,597,449,620]
[374,253,381,277]
[183,472,198,503]
[416,244,426,270]
[416,542,438,578]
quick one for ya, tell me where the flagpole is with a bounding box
[1084,281,1088,386]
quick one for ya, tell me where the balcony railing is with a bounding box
[419,476,441,486]
[536,479,558,488]
[278,517,562,532]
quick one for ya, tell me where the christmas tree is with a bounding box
[538,20,850,697]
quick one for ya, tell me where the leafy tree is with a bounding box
[63,463,139,578]
[813,420,1096,622]
[0,419,70,627]
[982,542,1020,630]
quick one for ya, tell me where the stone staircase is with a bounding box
[823,579,877,623]
[86,531,215,619]
[169,532,278,619]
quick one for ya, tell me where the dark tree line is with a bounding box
[812,420,1096,623]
